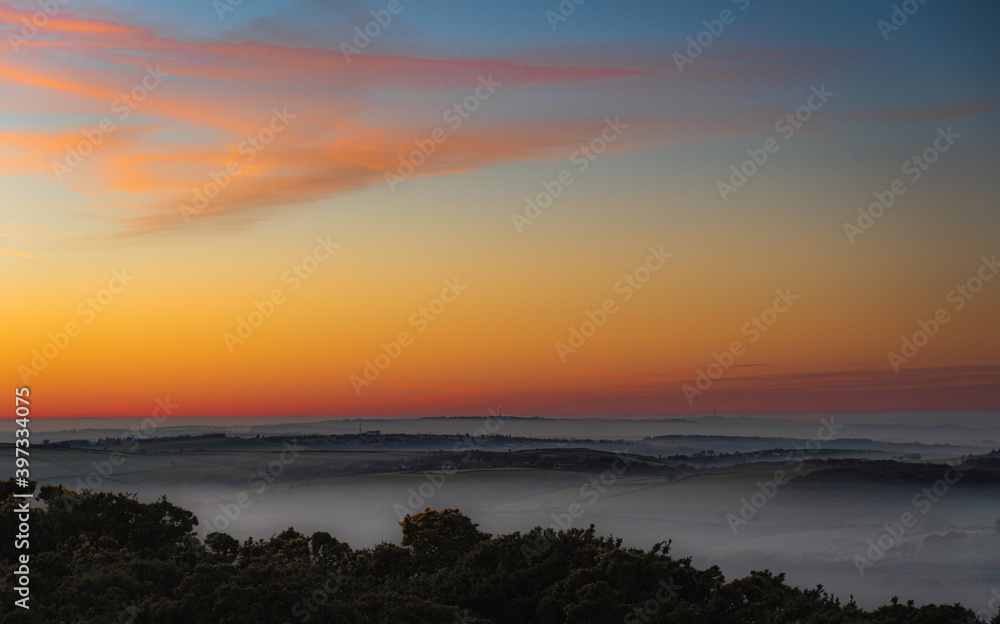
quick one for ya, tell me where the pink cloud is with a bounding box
[0,5,677,233]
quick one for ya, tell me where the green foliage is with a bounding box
[0,485,983,624]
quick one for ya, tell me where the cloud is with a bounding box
[830,100,1000,125]
[508,364,1000,415]
[3,6,994,237]
[0,5,668,234]
[0,249,39,259]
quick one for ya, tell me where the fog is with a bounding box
[27,437,1000,614]
[8,412,1000,449]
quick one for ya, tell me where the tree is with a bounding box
[204,532,240,561]
[400,508,489,568]
[0,489,986,624]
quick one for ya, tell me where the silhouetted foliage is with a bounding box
[0,484,986,623]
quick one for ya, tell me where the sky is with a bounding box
[2,0,999,419]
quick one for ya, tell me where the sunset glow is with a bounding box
[4,0,998,418]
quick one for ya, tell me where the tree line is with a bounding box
[0,480,992,624]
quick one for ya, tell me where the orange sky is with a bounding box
[3,2,998,418]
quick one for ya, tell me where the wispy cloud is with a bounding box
[0,5,659,234]
[0,249,39,259]
[3,6,994,239]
